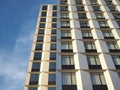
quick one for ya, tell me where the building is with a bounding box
[24,0,120,90]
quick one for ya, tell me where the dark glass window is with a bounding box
[53,6,57,10]
[48,74,56,84]
[38,30,44,34]
[51,36,56,42]
[60,6,68,11]
[61,30,71,38]
[62,73,76,85]
[52,12,57,16]
[109,6,117,11]
[37,36,44,42]
[60,13,69,19]
[42,5,47,10]
[49,62,56,71]
[51,44,56,50]
[35,44,42,50]
[39,23,45,28]
[61,21,70,28]
[34,52,42,60]
[52,18,57,22]
[117,21,120,27]
[78,13,87,19]
[50,52,56,60]
[84,42,97,52]
[51,29,56,34]
[28,87,38,90]
[91,73,106,85]
[80,21,90,28]
[95,13,105,19]
[87,56,101,65]
[112,13,120,19]
[102,31,114,39]
[82,31,92,39]
[93,6,101,11]
[40,18,46,22]
[98,21,109,28]
[62,56,74,65]
[31,62,40,72]
[77,6,85,11]
[75,0,83,4]
[105,0,113,5]
[112,56,120,65]
[52,23,57,28]
[91,0,98,5]
[60,0,67,4]
[29,74,39,85]
[41,12,47,16]
[48,87,56,90]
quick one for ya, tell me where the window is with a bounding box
[105,0,113,5]
[102,31,114,39]
[35,44,43,50]
[82,31,92,39]
[42,5,47,10]
[49,74,56,84]
[60,6,68,11]
[75,0,83,4]
[41,12,47,16]
[49,62,56,71]
[52,12,57,16]
[34,52,42,60]
[62,56,74,65]
[84,42,96,52]
[91,0,98,4]
[95,13,105,19]
[93,6,101,11]
[61,30,71,38]
[107,42,119,50]
[31,62,40,72]
[87,55,101,69]
[62,73,76,85]
[87,56,101,65]
[117,21,120,27]
[61,21,70,28]
[52,18,57,22]
[60,13,69,19]
[51,29,56,34]
[98,21,109,28]
[52,23,57,28]
[109,6,117,11]
[77,6,84,11]
[78,13,87,19]
[112,56,120,65]
[51,36,56,42]
[91,73,106,85]
[29,74,39,85]
[50,52,56,60]
[53,5,57,10]
[118,73,120,79]
[40,18,46,22]
[28,87,37,90]
[38,29,44,34]
[48,87,56,90]
[112,13,120,19]
[80,21,90,28]
[51,44,56,50]
[37,36,44,42]
[61,42,72,50]
[60,0,67,4]
[39,23,45,28]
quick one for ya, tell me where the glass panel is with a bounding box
[48,87,56,90]
[32,62,40,71]
[62,73,71,85]
[49,74,56,82]
[91,73,101,85]
[30,74,39,82]
[100,73,106,84]
[71,73,76,84]
[49,62,56,70]
[34,52,42,60]
[112,56,120,65]
[28,87,37,90]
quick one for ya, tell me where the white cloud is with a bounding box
[0,20,35,90]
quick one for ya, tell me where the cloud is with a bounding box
[0,19,35,90]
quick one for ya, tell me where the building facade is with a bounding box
[24,0,120,90]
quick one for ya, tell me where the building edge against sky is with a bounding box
[24,0,120,90]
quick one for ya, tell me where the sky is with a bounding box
[0,0,56,90]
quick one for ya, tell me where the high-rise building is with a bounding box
[24,0,120,90]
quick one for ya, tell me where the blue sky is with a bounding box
[0,0,56,90]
